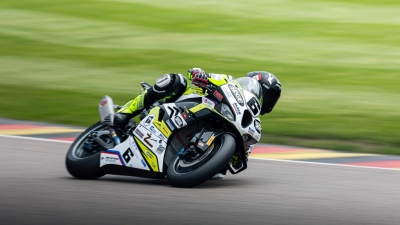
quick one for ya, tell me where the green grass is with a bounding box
[0,0,399,154]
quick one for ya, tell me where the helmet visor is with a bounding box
[236,77,262,100]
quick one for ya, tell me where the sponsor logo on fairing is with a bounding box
[99,99,107,108]
[162,127,170,135]
[166,119,175,131]
[144,115,155,126]
[254,120,262,133]
[181,112,188,120]
[248,127,255,136]
[213,90,223,101]
[145,150,153,158]
[144,133,157,148]
[135,129,144,138]
[156,146,165,154]
[141,159,147,167]
[174,116,183,127]
[158,133,166,141]
[232,102,241,115]
[123,148,134,163]
[149,125,158,134]
[222,86,233,99]
[102,150,125,166]
[203,97,217,108]
[247,97,261,117]
[104,156,119,163]
[228,84,244,105]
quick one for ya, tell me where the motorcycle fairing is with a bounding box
[100,80,254,176]
[163,103,188,129]
[99,102,197,174]
[100,151,123,166]
[202,97,218,108]
[100,137,149,170]
[133,136,160,172]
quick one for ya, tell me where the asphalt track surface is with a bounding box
[1,136,400,225]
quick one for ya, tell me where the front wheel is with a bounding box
[167,134,236,188]
[66,122,110,179]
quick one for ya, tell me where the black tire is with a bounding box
[66,122,106,179]
[167,134,236,188]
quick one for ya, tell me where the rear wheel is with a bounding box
[66,122,111,179]
[167,134,236,188]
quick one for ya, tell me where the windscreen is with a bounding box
[236,77,262,99]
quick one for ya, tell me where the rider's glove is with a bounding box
[192,73,209,88]
[187,67,205,80]
[187,68,209,88]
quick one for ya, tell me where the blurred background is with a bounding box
[0,0,399,154]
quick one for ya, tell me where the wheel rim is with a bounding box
[173,138,222,174]
[71,124,111,159]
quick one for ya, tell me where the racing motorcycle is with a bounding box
[66,76,263,187]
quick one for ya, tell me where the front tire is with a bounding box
[167,134,236,188]
[66,122,107,179]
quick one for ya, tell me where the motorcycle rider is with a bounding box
[113,68,281,178]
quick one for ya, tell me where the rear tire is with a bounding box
[66,122,107,179]
[167,134,236,188]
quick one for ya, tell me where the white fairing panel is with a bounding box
[221,85,247,135]
[163,103,188,129]
[100,114,169,173]
[242,90,262,142]
[100,138,150,171]
[246,118,261,141]
[221,84,262,141]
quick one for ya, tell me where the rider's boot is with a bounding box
[113,91,150,135]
